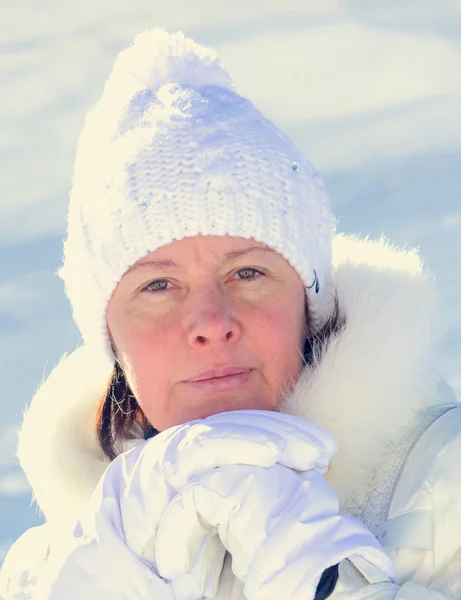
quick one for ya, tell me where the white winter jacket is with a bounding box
[1,234,461,599]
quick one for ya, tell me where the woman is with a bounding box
[1,27,460,599]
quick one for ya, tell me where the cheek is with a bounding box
[113,318,177,406]
[255,296,305,346]
[111,302,174,359]
[250,302,306,383]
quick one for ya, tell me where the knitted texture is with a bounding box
[59,27,335,360]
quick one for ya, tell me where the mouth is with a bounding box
[182,369,253,392]
[184,366,252,382]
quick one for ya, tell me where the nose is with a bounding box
[185,288,241,349]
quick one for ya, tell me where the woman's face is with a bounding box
[107,235,308,431]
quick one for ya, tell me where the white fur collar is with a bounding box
[17,235,450,525]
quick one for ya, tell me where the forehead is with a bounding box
[135,235,277,266]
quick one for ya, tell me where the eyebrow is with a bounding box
[128,246,277,272]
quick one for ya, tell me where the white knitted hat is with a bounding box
[59,27,335,361]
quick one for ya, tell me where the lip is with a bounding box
[184,366,252,382]
[182,370,253,392]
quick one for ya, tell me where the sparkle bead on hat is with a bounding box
[59,27,335,361]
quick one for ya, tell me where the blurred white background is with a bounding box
[1,0,461,564]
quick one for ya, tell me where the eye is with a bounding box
[143,279,171,293]
[234,267,265,281]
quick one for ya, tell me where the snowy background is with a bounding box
[1,0,461,566]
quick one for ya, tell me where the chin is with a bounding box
[181,398,276,424]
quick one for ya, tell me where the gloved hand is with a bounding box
[155,462,395,600]
[145,409,339,599]
[119,410,337,568]
[36,410,338,600]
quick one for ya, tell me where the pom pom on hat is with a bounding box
[60,27,335,361]
[106,26,234,94]
[73,27,234,171]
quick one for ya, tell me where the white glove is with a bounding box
[33,410,337,600]
[155,463,395,600]
[119,410,337,565]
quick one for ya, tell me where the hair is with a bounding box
[96,294,345,461]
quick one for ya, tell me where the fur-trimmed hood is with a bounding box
[17,234,455,527]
